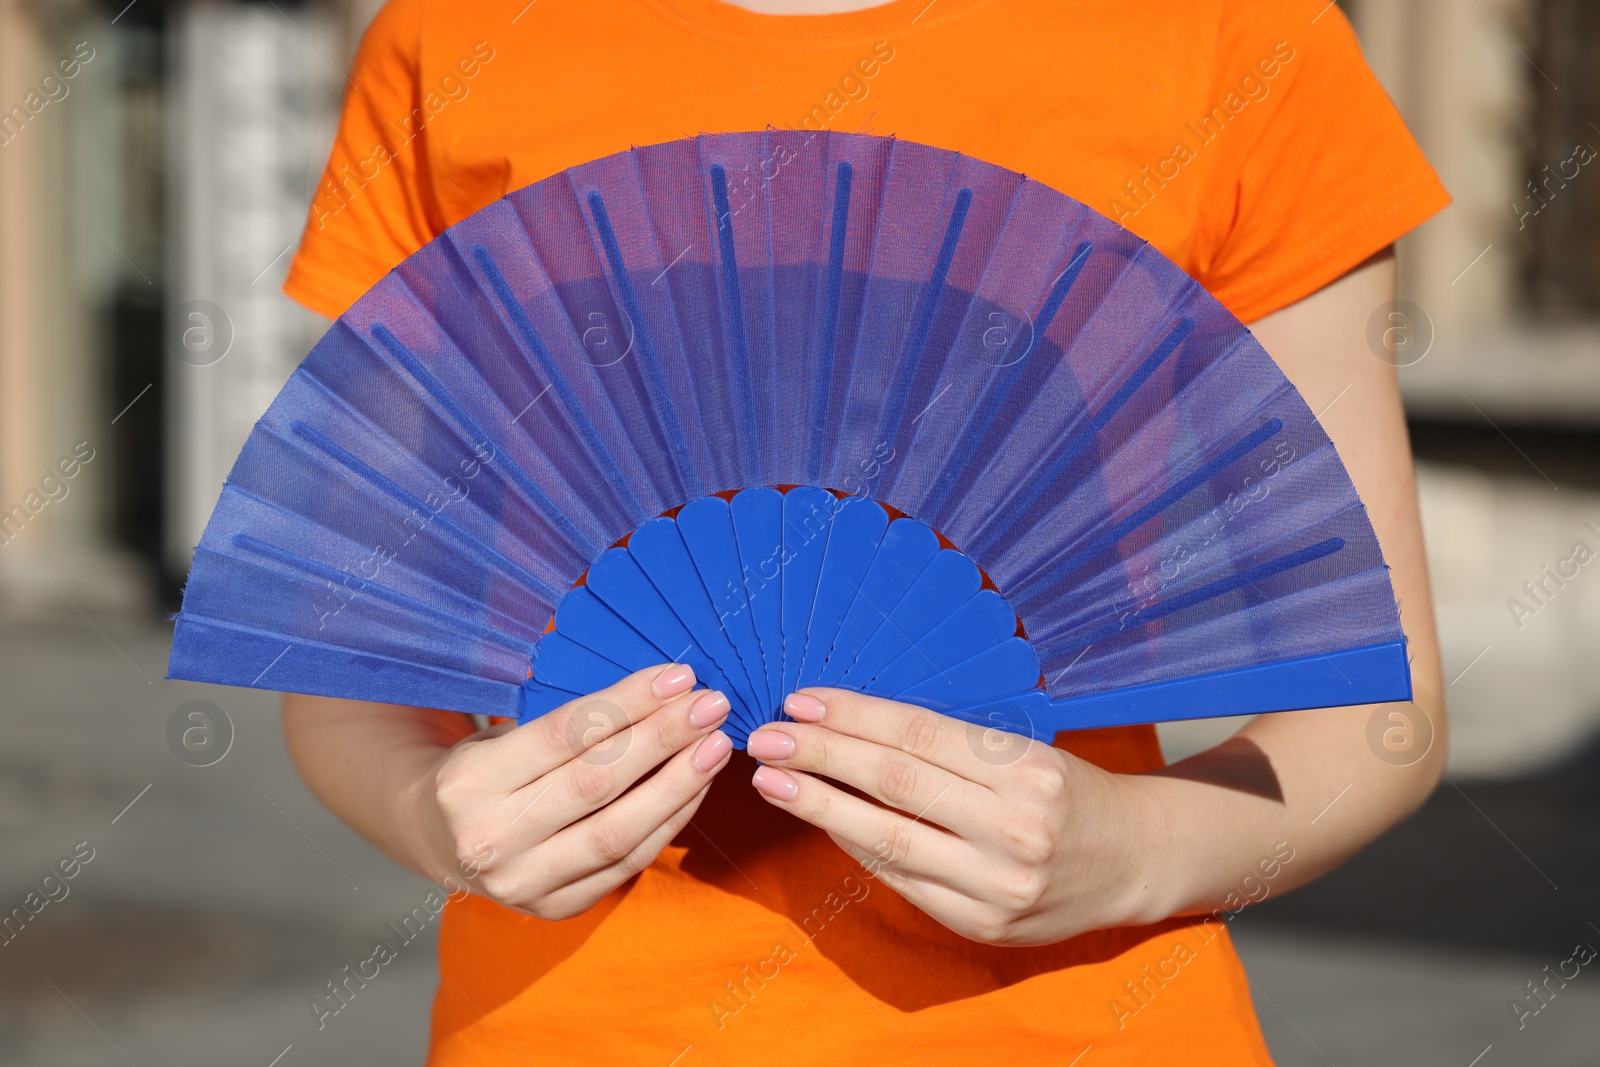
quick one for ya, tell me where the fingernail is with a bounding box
[746,728,795,760]
[692,731,732,773]
[752,766,799,801]
[651,663,696,699]
[688,691,730,729]
[784,692,826,723]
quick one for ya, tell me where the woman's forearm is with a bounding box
[1127,248,1448,924]
[283,668,735,919]
[1128,684,1445,922]
[282,694,476,883]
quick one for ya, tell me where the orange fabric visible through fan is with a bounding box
[285,0,1446,1062]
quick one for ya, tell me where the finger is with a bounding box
[530,781,714,920]
[533,729,734,888]
[746,721,992,838]
[509,686,731,837]
[830,836,1015,944]
[750,764,993,899]
[464,663,700,791]
[782,688,1042,789]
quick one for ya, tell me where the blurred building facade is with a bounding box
[0,0,147,615]
[1344,0,1600,776]
[165,1,340,576]
[1,0,1596,775]
[1352,0,1600,423]
[0,0,373,616]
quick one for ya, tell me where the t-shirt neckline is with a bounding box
[641,0,991,47]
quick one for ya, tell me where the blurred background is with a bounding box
[0,0,1596,1063]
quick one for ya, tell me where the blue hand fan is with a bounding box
[167,131,1410,746]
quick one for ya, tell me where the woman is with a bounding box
[282,0,1449,1061]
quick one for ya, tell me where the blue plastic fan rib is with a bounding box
[729,488,785,708]
[780,487,835,699]
[539,488,1048,743]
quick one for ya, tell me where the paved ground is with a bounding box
[0,619,438,1066]
[1,618,1596,1065]
[1233,772,1600,1066]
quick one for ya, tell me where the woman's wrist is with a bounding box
[1091,768,1183,930]
[1115,758,1296,926]
[394,738,468,885]
[282,697,479,888]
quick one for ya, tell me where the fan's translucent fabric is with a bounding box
[169,130,1403,722]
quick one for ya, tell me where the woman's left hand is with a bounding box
[746,689,1168,947]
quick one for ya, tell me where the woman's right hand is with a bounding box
[414,664,732,920]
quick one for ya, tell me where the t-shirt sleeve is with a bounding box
[1192,1,1450,323]
[284,0,441,318]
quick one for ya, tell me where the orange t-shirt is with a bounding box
[286,1,1448,1064]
